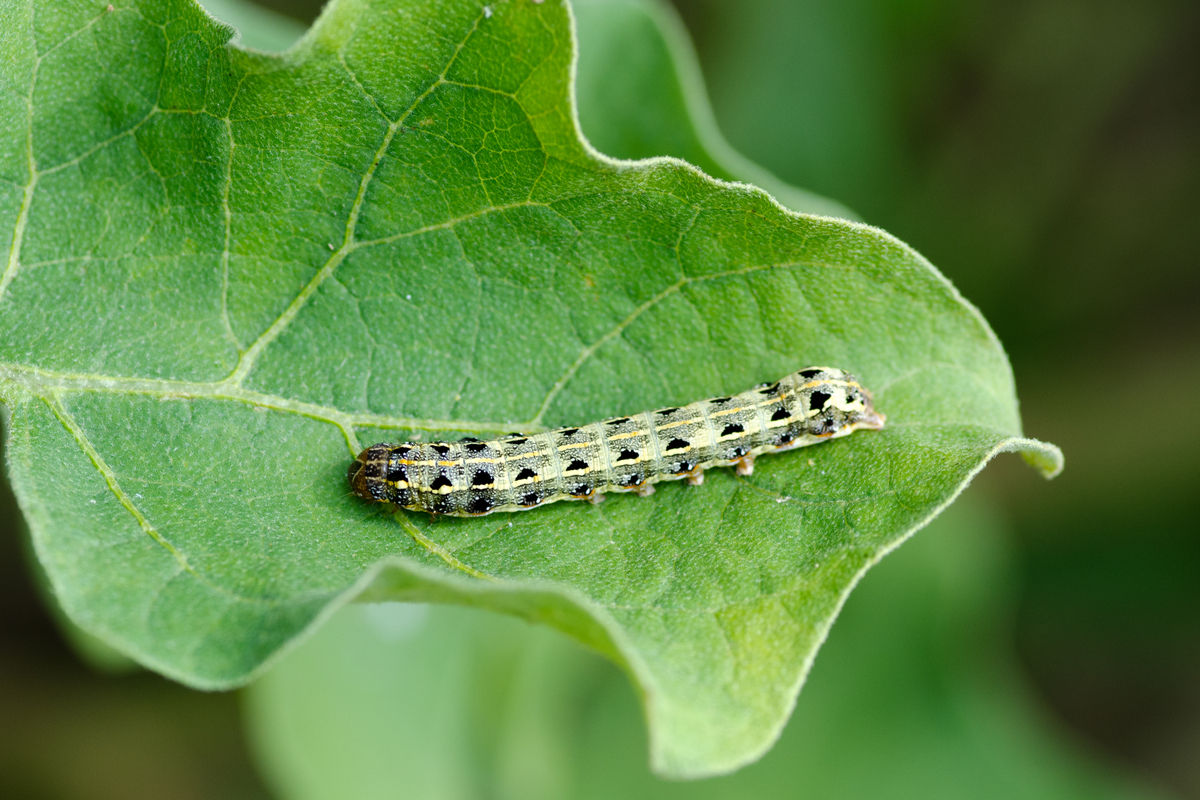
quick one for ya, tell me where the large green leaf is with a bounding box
[0,0,1060,778]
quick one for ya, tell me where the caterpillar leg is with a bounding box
[686,470,705,487]
[735,455,756,476]
[588,493,606,505]
[636,483,656,498]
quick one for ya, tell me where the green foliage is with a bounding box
[0,0,1059,777]
[571,0,856,220]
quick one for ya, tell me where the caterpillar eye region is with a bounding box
[350,366,885,517]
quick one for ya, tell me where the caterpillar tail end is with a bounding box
[861,409,886,430]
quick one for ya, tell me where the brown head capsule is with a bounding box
[348,443,392,502]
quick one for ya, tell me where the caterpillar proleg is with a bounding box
[349,367,884,517]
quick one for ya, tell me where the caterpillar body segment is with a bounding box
[349,367,884,517]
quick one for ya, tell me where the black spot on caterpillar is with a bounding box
[349,367,885,517]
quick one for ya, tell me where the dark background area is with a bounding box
[2,0,1197,796]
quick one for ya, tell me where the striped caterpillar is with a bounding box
[349,367,885,517]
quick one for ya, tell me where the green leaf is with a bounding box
[0,0,1060,778]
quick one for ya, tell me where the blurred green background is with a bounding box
[2,0,1197,796]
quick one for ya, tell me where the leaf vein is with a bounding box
[0,362,535,445]
[43,394,226,595]
[219,117,241,355]
[394,514,493,580]
[528,250,800,427]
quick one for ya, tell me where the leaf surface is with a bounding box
[0,0,1060,777]
[247,499,1151,800]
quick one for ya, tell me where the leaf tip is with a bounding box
[1006,438,1064,479]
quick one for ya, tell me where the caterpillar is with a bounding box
[349,367,885,517]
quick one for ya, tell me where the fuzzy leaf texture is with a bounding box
[0,0,1061,778]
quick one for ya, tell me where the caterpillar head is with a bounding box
[795,367,886,438]
[349,443,392,502]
